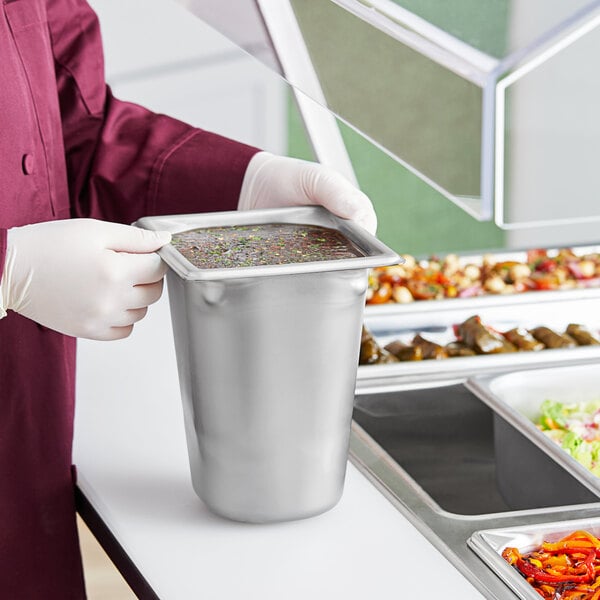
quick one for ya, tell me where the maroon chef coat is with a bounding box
[0,1,258,597]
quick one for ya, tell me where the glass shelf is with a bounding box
[177,0,600,229]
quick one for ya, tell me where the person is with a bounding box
[0,1,377,597]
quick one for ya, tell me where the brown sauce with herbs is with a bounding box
[172,223,364,269]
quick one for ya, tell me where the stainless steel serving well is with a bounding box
[469,517,600,600]
[136,207,399,523]
[467,364,600,510]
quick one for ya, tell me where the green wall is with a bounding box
[288,97,505,257]
[286,0,506,256]
[389,0,510,57]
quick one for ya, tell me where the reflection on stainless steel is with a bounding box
[351,383,600,599]
[136,207,398,523]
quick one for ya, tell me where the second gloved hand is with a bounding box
[238,152,377,234]
[0,219,171,340]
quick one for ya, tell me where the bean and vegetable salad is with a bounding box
[171,223,364,269]
[367,248,600,305]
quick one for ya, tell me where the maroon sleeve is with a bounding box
[0,229,6,284]
[46,0,260,225]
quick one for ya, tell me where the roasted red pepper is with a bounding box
[527,249,548,264]
[407,280,443,300]
[537,259,556,273]
[516,550,595,584]
[530,272,560,290]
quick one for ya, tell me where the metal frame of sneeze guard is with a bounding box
[326,0,600,229]
[178,0,600,230]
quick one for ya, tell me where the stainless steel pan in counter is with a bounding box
[350,382,600,599]
[469,518,600,600]
[352,250,600,597]
[358,300,600,391]
[136,207,399,523]
[365,245,600,316]
[467,364,600,508]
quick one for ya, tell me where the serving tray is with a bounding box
[364,244,600,318]
[468,517,600,600]
[358,295,600,391]
[466,363,600,503]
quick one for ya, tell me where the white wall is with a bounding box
[503,2,600,247]
[88,0,287,153]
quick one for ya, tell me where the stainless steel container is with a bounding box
[469,517,600,600]
[467,364,600,509]
[136,207,399,522]
[363,244,600,319]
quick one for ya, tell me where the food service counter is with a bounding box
[73,291,485,600]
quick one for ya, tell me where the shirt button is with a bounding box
[22,154,35,175]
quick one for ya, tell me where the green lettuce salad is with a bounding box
[538,399,600,476]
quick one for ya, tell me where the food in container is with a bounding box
[567,324,600,346]
[135,207,399,523]
[469,519,600,600]
[359,316,600,365]
[466,364,600,509]
[504,327,545,352]
[444,341,476,357]
[530,326,577,349]
[384,340,423,361]
[411,333,448,359]
[538,398,600,476]
[458,315,517,354]
[361,327,398,364]
[502,529,600,598]
[171,222,364,269]
[366,246,600,306]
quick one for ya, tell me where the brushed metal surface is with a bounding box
[137,207,399,523]
[168,268,365,522]
[349,269,600,596]
[350,383,600,599]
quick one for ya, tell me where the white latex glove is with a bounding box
[238,152,377,234]
[0,219,171,340]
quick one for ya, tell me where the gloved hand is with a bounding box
[0,219,171,340]
[238,152,377,234]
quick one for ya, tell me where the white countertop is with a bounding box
[74,291,484,599]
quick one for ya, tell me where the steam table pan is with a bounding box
[358,307,600,391]
[364,244,600,320]
[467,363,600,509]
[135,206,399,523]
[468,517,600,600]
